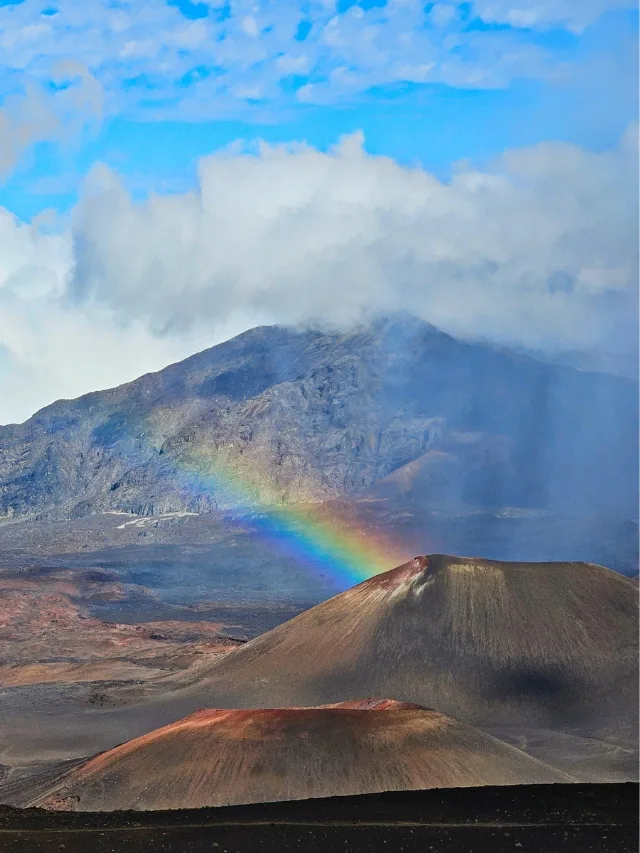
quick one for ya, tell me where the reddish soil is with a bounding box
[0,569,240,687]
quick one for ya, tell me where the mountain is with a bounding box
[28,701,572,811]
[0,315,637,520]
[178,555,638,740]
[0,555,634,794]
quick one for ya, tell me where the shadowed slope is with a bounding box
[180,555,638,736]
[31,703,573,811]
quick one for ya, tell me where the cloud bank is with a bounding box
[0,127,637,424]
[71,127,638,353]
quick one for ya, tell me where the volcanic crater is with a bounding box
[28,700,574,812]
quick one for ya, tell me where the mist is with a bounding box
[358,316,638,572]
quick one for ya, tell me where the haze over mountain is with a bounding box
[28,702,572,812]
[0,315,636,523]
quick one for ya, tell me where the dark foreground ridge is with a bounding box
[1,783,637,853]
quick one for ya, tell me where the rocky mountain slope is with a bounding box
[0,316,636,520]
[28,702,572,811]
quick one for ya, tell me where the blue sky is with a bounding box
[0,0,637,423]
[0,1,637,219]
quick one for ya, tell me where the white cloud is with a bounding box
[240,15,260,37]
[276,53,310,74]
[0,127,636,423]
[70,127,637,351]
[0,206,254,424]
[429,4,459,28]
[0,61,102,176]
[0,84,60,175]
[471,0,636,33]
[0,0,622,132]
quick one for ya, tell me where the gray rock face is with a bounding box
[0,315,637,520]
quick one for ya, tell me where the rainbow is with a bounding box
[164,444,407,589]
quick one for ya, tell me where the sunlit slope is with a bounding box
[33,702,573,811]
[185,555,638,733]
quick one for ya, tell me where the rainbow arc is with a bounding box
[170,444,405,587]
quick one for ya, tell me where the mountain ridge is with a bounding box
[0,316,636,520]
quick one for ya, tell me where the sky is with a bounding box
[0,0,637,424]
